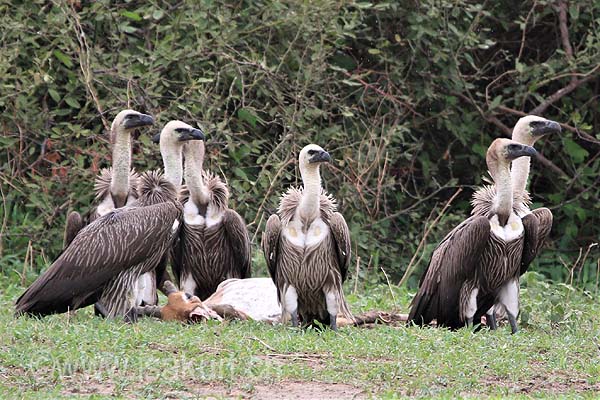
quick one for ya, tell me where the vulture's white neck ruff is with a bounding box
[109,127,132,201]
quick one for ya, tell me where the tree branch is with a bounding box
[530,73,598,115]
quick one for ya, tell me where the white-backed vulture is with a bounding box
[408,139,540,333]
[167,137,251,300]
[471,116,560,330]
[262,144,352,330]
[14,124,204,320]
[128,121,208,309]
[63,109,154,247]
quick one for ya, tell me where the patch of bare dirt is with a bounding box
[165,381,366,399]
[250,381,365,399]
[480,374,600,394]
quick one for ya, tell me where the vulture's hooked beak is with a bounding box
[177,127,205,142]
[531,120,561,136]
[507,143,537,160]
[309,150,331,164]
[124,113,155,129]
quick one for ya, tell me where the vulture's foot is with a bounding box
[487,312,498,330]
[136,305,162,319]
[94,302,109,318]
[124,307,139,324]
[329,314,338,331]
[508,313,518,334]
[291,311,299,328]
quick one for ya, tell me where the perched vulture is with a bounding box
[262,144,352,330]
[15,123,204,320]
[471,116,560,330]
[167,137,251,300]
[408,138,542,333]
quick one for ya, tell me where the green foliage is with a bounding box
[0,0,598,286]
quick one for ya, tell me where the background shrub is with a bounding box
[0,0,598,289]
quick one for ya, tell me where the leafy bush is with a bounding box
[0,0,598,288]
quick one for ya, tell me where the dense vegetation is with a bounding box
[0,0,598,290]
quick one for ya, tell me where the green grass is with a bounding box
[0,274,599,399]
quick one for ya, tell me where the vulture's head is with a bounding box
[513,115,561,145]
[487,138,537,175]
[111,109,154,131]
[152,120,205,146]
[299,144,331,169]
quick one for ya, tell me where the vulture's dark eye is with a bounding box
[175,128,187,133]
[307,150,317,155]
[529,121,543,128]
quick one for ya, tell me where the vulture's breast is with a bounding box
[282,218,330,249]
[183,200,224,228]
[489,213,524,242]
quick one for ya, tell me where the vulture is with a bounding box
[61,109,159,311]
[407,138,541,333]
[471,116,560,330]
[167,136,251,300]
[262,144,352,330]
[63,109,154,247]
[14,123,205,320]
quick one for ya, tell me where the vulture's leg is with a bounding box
[461,285,478,330]
[284,285,299,327]
[136,305,162,319]
[94,302,109,318]
[325,290,339,331]
[508,313,518,334]
[124,307,138,324]
[290,310,300,328]
[497,280,519,334]
[486,310,498,330]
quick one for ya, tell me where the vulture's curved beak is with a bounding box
[124,113,155,129]
[310,150,331,163]
[178,128,205,142]
[531,120,561,136]
[508,144,537,160]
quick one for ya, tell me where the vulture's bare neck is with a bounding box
[110,128,132,206]
[491,161,513,226]
[161,139,183,191]
[298,164,321,225]
[510,130,534,197]
[184,142,210,207]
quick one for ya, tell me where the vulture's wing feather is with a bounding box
[222,209,252,279]
[15,202,181,316]
[408,215,490,328]
[263,214,282,281]
[329,212,351,282]
[63,211,83,249]
[521,208,552,275]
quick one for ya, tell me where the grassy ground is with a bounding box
[0,273,599,399]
